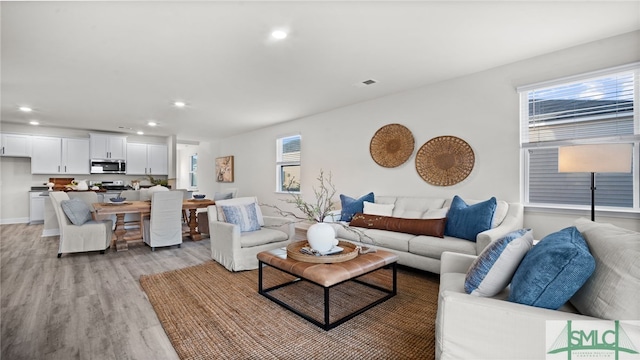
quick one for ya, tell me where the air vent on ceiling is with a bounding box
[353,79,379,88]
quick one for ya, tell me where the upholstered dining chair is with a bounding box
[143,191,184,251]
[208,196,294,271]
[49,191,113,258]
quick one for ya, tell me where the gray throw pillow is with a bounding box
[60,198,93,225]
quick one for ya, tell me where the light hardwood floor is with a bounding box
[1,223,213,360]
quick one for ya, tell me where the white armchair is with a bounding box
[49,191,113,258]
[143,191,184,251]
[208,197,294,271]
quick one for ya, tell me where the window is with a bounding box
[189,154,198,188]
[519,63,639,212]
[276,135,301,192]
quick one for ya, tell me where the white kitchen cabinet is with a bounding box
[90,133,126,160]
[30,191,46,224]
[1,133,32,157]
[31,136,90,174]
[31,137,62,174]
[126,143,167,175]
[62,138,90,174]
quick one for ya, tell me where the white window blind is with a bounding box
[520,64,639,210]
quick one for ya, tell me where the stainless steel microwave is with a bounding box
[90,159,126,174]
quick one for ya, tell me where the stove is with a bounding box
[91,180,131,191]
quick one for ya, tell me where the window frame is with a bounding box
[189,153,198,190]
[519,63,640,217]
[275,134,301,194]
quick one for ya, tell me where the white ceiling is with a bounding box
[2,1,639,142]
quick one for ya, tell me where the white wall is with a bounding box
[210,31,640,238]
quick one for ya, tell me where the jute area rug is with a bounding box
[140,260,439,360]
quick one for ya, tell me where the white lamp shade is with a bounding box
[558,144,633,173]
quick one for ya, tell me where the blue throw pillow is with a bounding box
[444,196,497,241]
[221,203,261,232]
[340,192,374,222]
[465,229,534,297]
[508,226,595,310]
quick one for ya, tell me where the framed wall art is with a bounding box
[215,156,234,183]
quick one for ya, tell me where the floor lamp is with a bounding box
[558,144,633,221]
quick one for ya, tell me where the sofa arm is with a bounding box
[440,252,476,274]
[263,216,295,240]
[436,290,595,360]
[475,202,524,254]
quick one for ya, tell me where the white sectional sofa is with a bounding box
[435,218,640,359]
[327,196,524,274]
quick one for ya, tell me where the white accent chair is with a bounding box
[49,191,113,258]
[143,191,184,251]
[208,197,294,271]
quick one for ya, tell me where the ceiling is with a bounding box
[2,1,639,142]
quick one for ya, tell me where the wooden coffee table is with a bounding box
[257,242,398,330]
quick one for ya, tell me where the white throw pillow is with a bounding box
[215,196,264,226]
[492,201,509,228]
[363,201,394,217]
[465,229,534,297]
[572,218,640,320]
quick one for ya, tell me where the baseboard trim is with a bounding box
[0,217,29,225]
[42,229,60,237]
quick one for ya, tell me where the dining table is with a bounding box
[93,199,215,251]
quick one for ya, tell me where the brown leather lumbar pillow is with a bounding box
[349,213,446,238]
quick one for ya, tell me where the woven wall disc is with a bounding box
[415,136,475,186]
[369,124,415,168]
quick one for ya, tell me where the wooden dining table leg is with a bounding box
[188,208,202,241]
[114,213,129,251]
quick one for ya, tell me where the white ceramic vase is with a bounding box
[307,222,338,253]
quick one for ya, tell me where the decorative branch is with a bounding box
[264,170,337,223]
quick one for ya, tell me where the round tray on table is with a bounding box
[286,240,358,263]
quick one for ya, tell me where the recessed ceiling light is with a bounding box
[271,30,288,40]
[173,101,186,108]
[19,106,33,112]
[147,121,157,127]
[137,131,144,135]
[29,120,39,125]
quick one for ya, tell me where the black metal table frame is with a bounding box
[258,260,397,331]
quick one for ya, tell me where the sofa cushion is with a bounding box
[379,196,446,219]
[572,218,640,320]
[409,236,476,259]
[340,192,374,221]
[350,213,446,237]
[221,203,261,232]
[444,196,497,241]
[360,228,412,252]
[465,229,533,297]
[239,227,288,248]
[363,201,394,216]
[509,226,595,310]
